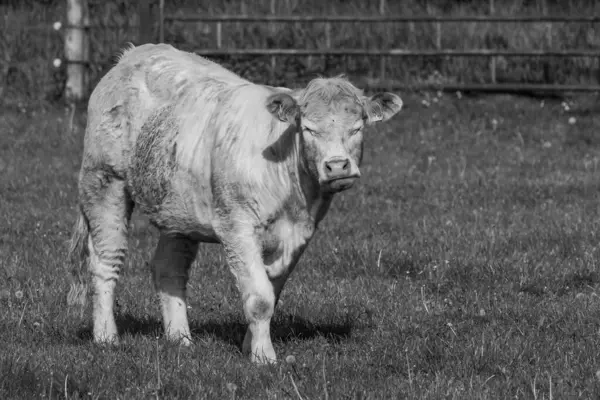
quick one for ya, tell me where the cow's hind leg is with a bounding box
[80,170,133,344]
[152,233,198,345]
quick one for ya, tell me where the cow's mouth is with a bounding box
[324,176,359,192]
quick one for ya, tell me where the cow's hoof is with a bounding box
[248,344,277,365]
[242,329,277,364]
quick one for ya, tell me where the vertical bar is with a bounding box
[82,0,89,93]
[542,0,551,47]
[65,0,88,102]
[433,0,441,51]
[306,0,312,71]
[138,0,154,44]
[238,0,245,48]
[159,0,164,43]
[489,0,496,83]
[214,0,221,48]
[325,20,331,73]
[379,0,386,81]
[435,9,441,84]
[270,0,276,83]
[597,50,600,87]
[542,0,553,84]
[407,21,414,85]
[216,24,222,49]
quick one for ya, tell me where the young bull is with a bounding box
[69,43,402,364]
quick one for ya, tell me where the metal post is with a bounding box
[216,22,222,49]
[325,17,331,73]
[489,0,496,83]
[158,0,164,43]
[541,0,554,85]
[305,0,311,72]
[433,0,441,51]
[215,0,223,53]
[270,0,276,83]
[139,0,154,44]
[379,0,386,81]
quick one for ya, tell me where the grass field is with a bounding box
[2,91,600,399]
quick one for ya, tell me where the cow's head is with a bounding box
[266,77,402,193]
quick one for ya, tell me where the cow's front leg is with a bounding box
[221,232,277,364]
[151,233,199,345]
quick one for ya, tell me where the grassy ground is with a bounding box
[2,90,600,399]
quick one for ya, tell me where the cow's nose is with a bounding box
[324,158,351,180]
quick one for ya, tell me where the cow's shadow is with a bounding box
[76,313,352,350]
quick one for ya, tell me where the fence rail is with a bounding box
[165,15,600,23]
[189,49,600,57]
[156,6,600,94]
[58,0,600,101]
[359,82,600,92]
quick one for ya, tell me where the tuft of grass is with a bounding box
[2,89,600,398]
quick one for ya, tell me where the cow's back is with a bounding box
[82,43,249,175]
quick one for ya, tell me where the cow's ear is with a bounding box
[266,93,299,124]
[363,92,403,124]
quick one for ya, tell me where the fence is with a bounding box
[62,0,600,101]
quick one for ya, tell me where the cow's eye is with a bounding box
[350,127,362,136]
[304,127,318,136]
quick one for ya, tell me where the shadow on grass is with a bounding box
[76,313,352,350]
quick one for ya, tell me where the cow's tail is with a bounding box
[66,205,90,316]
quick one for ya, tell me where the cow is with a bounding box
[68,43,402,364]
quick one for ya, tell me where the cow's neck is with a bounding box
[258,131,332,279]
[284,130,333,230]
[261,123,332,234]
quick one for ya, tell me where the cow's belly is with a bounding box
[149,204,219,243]
[163,182,219,242]
[134,166,219,242]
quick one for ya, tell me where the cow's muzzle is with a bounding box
[323,158,360,192]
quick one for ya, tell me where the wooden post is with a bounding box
[379,0,386,81]
[489,0,496,83]
[139,0,154,44]
[65,0,89,102]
